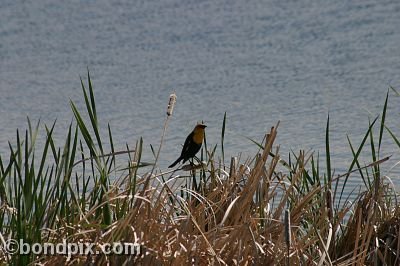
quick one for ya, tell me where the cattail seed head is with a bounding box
[326,189,333,221]
[284,209,291,248]
[166,92,177,116]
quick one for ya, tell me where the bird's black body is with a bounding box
[169,124,206,168]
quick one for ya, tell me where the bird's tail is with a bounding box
[168,157,182,168]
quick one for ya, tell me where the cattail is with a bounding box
[229,156,237,179]
[284,209,291,247]
[150,92,176,175]
[326,189,333,221]
[284,209,291,265]
[166,92,177,116]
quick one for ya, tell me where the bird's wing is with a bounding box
[181,132,194,156]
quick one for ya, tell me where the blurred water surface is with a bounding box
[1,0,400,192]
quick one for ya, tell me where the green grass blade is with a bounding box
[378,90,389,154]
[337,116,378,207]
[326,114,332,185]
[70,100,96,157]
[81,74,103,155]
[87,69,97,123]
[221,112,226,166]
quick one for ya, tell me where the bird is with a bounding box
[168,123,207,168]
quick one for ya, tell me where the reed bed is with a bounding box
[0,73,399,265]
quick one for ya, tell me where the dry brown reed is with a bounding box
[37,123,399,265]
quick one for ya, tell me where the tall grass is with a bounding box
[0,73,399,265]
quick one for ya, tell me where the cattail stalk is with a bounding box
[285,209,291,265]
[150,92,177,176]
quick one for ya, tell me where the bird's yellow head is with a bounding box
[193,124,207,144]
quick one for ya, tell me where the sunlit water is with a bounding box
[1,0,400,197]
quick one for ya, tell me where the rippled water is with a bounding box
[1,1,400,192]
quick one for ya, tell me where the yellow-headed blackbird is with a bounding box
[168,124,207,168]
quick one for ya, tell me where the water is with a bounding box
[1,0,400,193]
